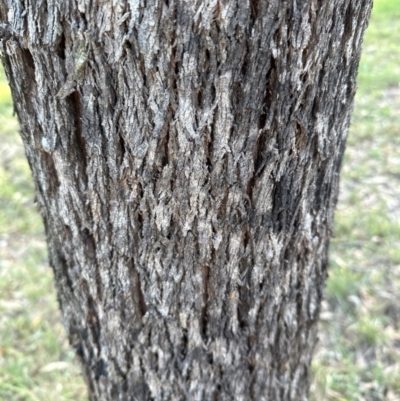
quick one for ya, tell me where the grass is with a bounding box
[1,1,400,400]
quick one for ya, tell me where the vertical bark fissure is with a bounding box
[135,266,148,319]
[67,90,87,169]
[56,31,66,60]
[201,264,210,338]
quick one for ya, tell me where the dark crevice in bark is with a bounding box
[249,0,260,26]
[201,264,210,339]
[137,180,144,199]
[67,90,87,171]
[302,49,308,68]
[180,329,188,359]
[259,57,276,130]
[210,82,216,104]
[163,126,170,168]
[247,127,269,200]
[206,141,212,172]
[312,93,320,119]
[166,214,173,240]
[212,1,221,20]
[56,32,66,60]
[241,48,249,77]
[21,48,35,71]
[308,2,314,25]
[159,118,170,169]
[247,333,256,371]
[94,358,107,380]
[207,350,213,366]
[343,4,354,43]
[295,121,307,150]
[118,134,126,163]
[271,181,289,232]
[79,12,88,26]
[212,384,221,401]
[136,181,144,235]
[41,152,60,195]
[295,281,304,321]
[168,3,178,125]
[237,224,252,331]
[246,57,276,198]
[197,88,203,108]
[207,106,217,168]
[246,174,255,200]
[86,293,101,348]
[135,268,147,318]
[231,82,243,108]
[237,288,249,330]
[174,53,179,77]
[205,48,211,64]
[314,163,328,210]
[83,228,96,259]
[18,48,36,97]
[137,211,143,237]
[139,54,147,91]
[253,130,269,178]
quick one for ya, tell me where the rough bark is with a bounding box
[0,1,372,400]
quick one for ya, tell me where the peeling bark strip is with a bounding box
[0,1,372,400]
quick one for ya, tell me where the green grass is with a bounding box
[1,1,400,400]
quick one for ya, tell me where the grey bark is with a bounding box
[0,1,372,400]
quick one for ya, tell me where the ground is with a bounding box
[1,1,400,399]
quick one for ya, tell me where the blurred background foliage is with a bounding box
[1,0,400,400]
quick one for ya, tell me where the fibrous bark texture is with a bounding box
[0,1,372,400]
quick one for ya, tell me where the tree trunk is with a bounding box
[0,1,372,400]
